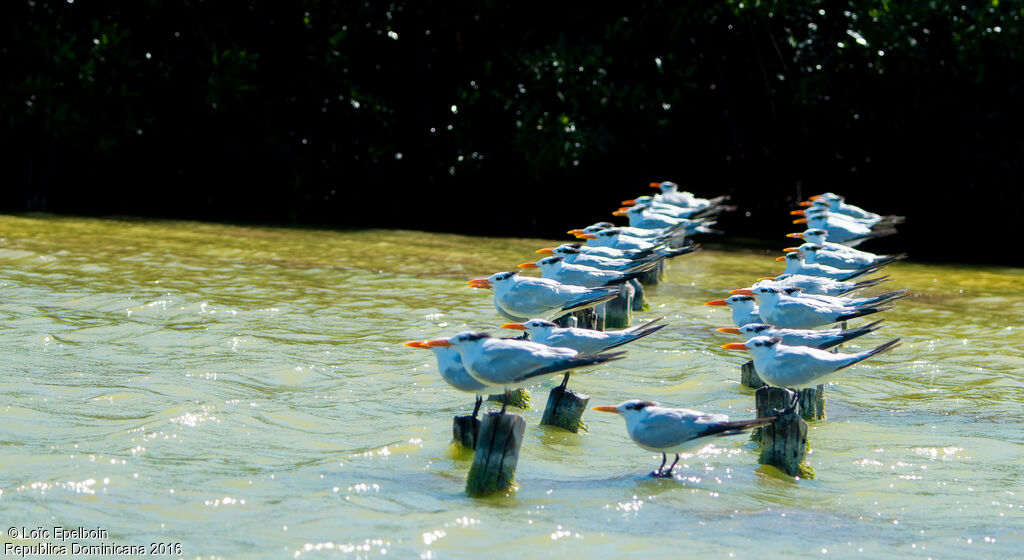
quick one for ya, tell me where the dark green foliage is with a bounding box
[2,1,1021,263]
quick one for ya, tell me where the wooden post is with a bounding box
[487,388,530,409]
[604,282,633,329]
[555,315,578,328]
[593,302,607,331]
[453,415,480,449]
[539,383,590,432]
[740,360,764,389]
[629,279,648,312]
[798,385,826,421]
[465,411,527,496]
[755,386,815,479]
[638,264,660,286]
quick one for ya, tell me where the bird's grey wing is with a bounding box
[631,410,705,449]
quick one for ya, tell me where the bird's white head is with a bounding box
[721,335,781,354]
[593,399,659,418]
[427,331,490,350]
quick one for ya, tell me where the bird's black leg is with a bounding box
[500,390,509,415]
[559,372,571,390]
[664,454,680,477]
[652,452,668,477]
[472,395,482,419]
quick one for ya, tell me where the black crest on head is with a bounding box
[624,401,658,411]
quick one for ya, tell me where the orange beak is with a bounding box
[809,195,821,201]
[716,327,742,335]
[786,232,805,239]
[517,262,539,268]
[621,199,637,206]
[790,209,805,216]
[403,340,429,348]
[649,182,662,188]
[500,323,527,330]
[783,247,800,253]
[758,277,775,281]
[729,289,754,295]
[426,338,453,348]
[799,201,813,207]
[567,229,585,235]
[592,405,621,413]
[467,278,493,289]
[792,218,808,224]
[536,248,555,254]
[611,209,628,216]
[776,256,787,261]
[721,342,749,350]
[577,233,597,239]
[705,299,728,306]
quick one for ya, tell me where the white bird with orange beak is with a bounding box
[715,320,884,350]
[536,244,697,272]
[763,273,890,297]
[403,340,487,417]
[426,332,624,410]
[568,221,683,240]
[519,255,654,288]
[721,335,900,388]
[794,210,897,246]
[467,270,621,322]
[778,251,886,281]
[592,400,775,477]
[731,285,894,329]
[788,243,907,270]
[704,294,760,327]
[648,181,729,209]
[577,228,665,251]
[501,318,667,356]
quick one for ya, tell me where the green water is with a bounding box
[0,214,1021,558]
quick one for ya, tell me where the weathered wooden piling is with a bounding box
[452,415,481,449]
[539,382,590,432]
[740,362,825,421]
[638,262,663,286]
[487,388,530,409]
[557,307,602,330]
[603,282,634,329]
[740,360,764,388]
[755,386,815,479]
[629,279,648,312]
[465,411,527,496]
[797,385,826,421]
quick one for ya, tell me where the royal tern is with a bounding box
[806,193,905,223]
[427,332,625,409]
[734,285,893,329]
[612,206,718,233]
[404,340,487,417]
[501,318,667,355]
[787,243,907,270]
[765,273,891,297]
[793,206,897,229]
[704,294,760,327]
[716,320,884,350]
[778,251,885,281]
[568,222,683,240]
[519,256,655,288]
[649,181,730,209]
[536,244,697,272]
[732,286,908,309]
[467,270,620,322]
[795,212,897,246]
[619,197,721,220]
[721,335,900,388]
[786,228,872,255]
[577,229,665,251]
[593,400,774,477]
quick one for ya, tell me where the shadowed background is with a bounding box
[3,0,1021,264]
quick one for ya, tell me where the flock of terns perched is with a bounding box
[405,183,906,478]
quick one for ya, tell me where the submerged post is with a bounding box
[755,386,814,479]
[487,388,530,409]
[452,415,481,449]
[604,282,634,329]
[638,263,661,286]
[465,411,527,496]
[539,382,590,433]
[629,279,648,312]
[740,360,764,389]
[797,385,826,421]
